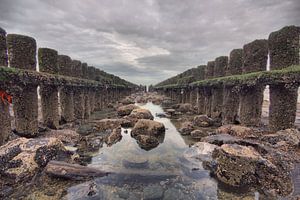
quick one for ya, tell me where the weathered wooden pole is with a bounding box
[204,61,214,117]
[211,56,227,120]
[239,39,268,126]
[39,48,59,129]
[7,34,39,137]
[222,49,243,124]
[268,26,300,131]
[0,27,11,144]
[59,56,75,123]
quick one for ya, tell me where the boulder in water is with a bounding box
[193,115,214,127]
[136,135,159,151]
[131,119,165,137]
[117,104,139,116]
[129,108,154,120]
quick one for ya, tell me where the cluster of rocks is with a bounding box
[186,125,300,197]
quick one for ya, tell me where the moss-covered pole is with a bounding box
[72,62,86,119]
[0,28,10,144]
[211,56,227,120]
[59,56,75,123]
[196,65,206,114]
[7,34,38,137]
[39,48,59,129]
[222,49,243,124]
[204,61,214,116]
[268,26,300,131]
[240,39,268,126]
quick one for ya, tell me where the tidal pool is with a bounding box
[65,102,259,200]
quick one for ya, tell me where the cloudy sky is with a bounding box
[0,0,299,85]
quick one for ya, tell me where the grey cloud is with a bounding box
[0,0,299,85]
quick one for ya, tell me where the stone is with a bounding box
[120,97,135,105]
[193,115,213,127]
[143,185,164,200]
[117,104,139,116]
[201,134,240,146]
[95,118,129,131]
[129,108,154,120]
[211,143,292,195]
[184,142,218,162]
[178,121,194,135]
[136,135,159,151]
[0,137,65,182]
[216,125,262,138]
[261,128,300,148]
[44,129,79,146]
[166,109,176,115]
[177,103,193,113]
[190,129,209,138]
[131,119,165,137]
[77,124,95,136]
[106,127,122,146]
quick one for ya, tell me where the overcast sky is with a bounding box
[0,0,299,85]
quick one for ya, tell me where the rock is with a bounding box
[155,113,167,118]
[193,115,214,127]
[143,185,164,200]
[136,135,159,151]
[261,128,300,148]
[131,119,165,137]
[211,144,292,195]
[121,116,136,127]
[120,97,135,105]
[184,142,218,162]
[129,108,154,120]
[166,109,176,116]
[87,137,103,151]
[201,134,240,146]
[178,121,194,135]
[213,143,266,186]
[123,158,149,169]
[95,118,129,131]
[44,129,79,145]
[0,137,65,182]
[151,97,163,105]
[136,96,147,104]
[77,124,95,136]
[117,104,139,116]
[106,127,122,146]
[190,129,209,138]
[216,125,262,138]
[177,103,193,113]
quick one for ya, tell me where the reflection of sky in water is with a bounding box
[90,102,189,173]
[66,102,259,199]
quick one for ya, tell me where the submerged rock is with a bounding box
[193,115,214,127]
[129,108,154,120]
[131,119,165,137]
[143,184,164,200]
[0,137,65,182]
[184,142,218,162]
[117,104,139,116]
[136,135,159,151]
[106,127,122,146]
[178,121,194,135]
[201,134,240,146]
[190,129,209,138]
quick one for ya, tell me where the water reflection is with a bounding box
[65,102,257,200]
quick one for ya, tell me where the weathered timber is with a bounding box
[45,161,110,180]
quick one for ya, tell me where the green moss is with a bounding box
[155,65,300,89]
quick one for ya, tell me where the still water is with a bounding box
[65,102,258,200]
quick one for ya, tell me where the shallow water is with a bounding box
[65,102,259,200]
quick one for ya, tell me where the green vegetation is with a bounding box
[155,65,300,89]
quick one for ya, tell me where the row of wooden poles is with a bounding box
[0,27,134,144]
[156,26,300,131]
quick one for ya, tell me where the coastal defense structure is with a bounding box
[154,26,300,131]
[0,28,139,145]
